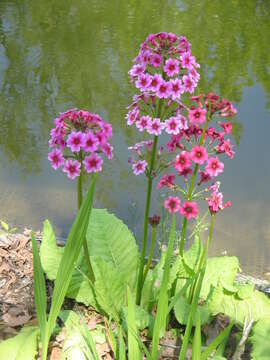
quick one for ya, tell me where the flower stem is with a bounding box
[142,226,157,284]
[188,213,215,303]
[136,135,158,305]
[77,156,95,283]
[179,117,210,256]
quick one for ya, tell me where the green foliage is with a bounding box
[207,285,270,323]
[60,310,101,360]
[122,304,152,331]
[250,317,270,359]
[40,208,138,307]
[0,326,39,360]
[31,232,47,347]
[174,296,210,326]
[42,176,97,360]
[87,208,139,286]
[0,220,16,235]
[192,310,201,359]
[201,256,240,299]
[127,287,142,360]
[151,215,176,359]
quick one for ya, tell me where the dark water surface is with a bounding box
[0,0,269,277]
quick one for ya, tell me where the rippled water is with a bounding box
[0,0,269,277]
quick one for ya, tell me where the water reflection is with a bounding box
[0,0,269,275]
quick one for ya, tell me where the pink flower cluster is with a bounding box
[48,109,113,179]
[164,196,198,219]
[160,93,237,218]
[126,32,200,137]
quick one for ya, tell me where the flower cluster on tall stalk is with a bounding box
[126,32,237,305]
[125,32,201,304]
[48,109,113,281]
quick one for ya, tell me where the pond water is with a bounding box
[0,0,269,277]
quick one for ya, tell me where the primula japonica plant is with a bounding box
[48,109,113,281]
[126,32,201,304]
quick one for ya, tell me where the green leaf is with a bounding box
[0,220,9,232]
[250,317,270,359]
[43,175,97,360]
[201,322,233,360]
[207,285,270,323]
[174,296,210,326]
[92,260,126,322]
[87,209,139,286]
[236,282,254,299]
[151,215,176,359]
[127,286,142,360]
[122,304,152,330]
[170,235,202,286]
[40,208,137,306]
[40,220,64,279]
[201,256,240,299]
[31,232,47,346]
[0,326,39,360]
[192,310,201,359]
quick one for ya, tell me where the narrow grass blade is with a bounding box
[168,278,192,314]
[31,232,47,345]
[117,326,127,360]
[192,309,201,359]
[179,266,205,360]
[42,174,97,359]
[151,214,175,359]
[105,318,117,356]
[127,286,141,360]
[79,319,101,360]
[201,322,233,360]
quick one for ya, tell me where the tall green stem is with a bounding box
[77,155,95,283]
[179,116,210,257]
[136,135,158,305]
[142,226,157,284]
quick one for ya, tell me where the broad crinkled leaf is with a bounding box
[92,260,127,321]
[0,326,39,360]
[250,317,270,359]
[170,235,202,286]
[122,304,152,330]
[87,208,138,286]
[201,256,240,299]
[174,295,210,326]
[40,209,137,306]
[207,285,270,323]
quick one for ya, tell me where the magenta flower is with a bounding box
[135,74,151,92]
[126,109,139,126]
[83,153,103,173]
[218,121,232,134]
[63,159,81,179]
[198,171,212,185]
[136,115,151,132]
[205,157,224,177]
[100,143,114,160]
[164,196,181,214]
[132,160,148,175]
[149,74,162,92]
[157,80,170,99]
[217,139,235,159]
[157,174,176,189]
[129,64,145,79]
[181,52,195,70]
[208,189,230,214]
[150,53,162,68]
[180,201,198,219]
[66,131,84,153]
[175,151,191,172]
[188,108,207,124]
[182,75,195,93]
[164,117,182,135]
[169,79,183,100]
[190,145,208,165]
[48,149,64,170]
[147,118,164,136]
[164,58,179,77]
[83,132,99,153]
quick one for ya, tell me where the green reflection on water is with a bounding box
[0,0,269,173]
